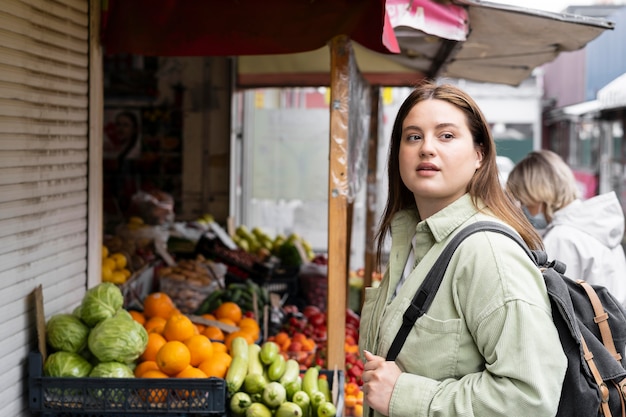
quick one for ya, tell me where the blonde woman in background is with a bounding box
[506,149,626,306]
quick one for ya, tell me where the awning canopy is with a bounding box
[101,0,614,87]
[101,0,398,56]
[409,0,615,85]
[598,72,626,110]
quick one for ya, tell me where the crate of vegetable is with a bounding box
[29,351,226,416]
[30,282,227,416]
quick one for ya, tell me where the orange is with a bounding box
[214,301,242,325]
[143,292,176,319]
[201,313,217,321]
[141,332,167,362]
[203,326,225,341]
[176,366,208,378]
[239,318,260,340]
[129,310,146,325]
[195,323,206,334]
[273,331,289,347]
[156,340,191,376]
[217,318,237,328]
[198,350,232,378]
[184,334,214,366]
[144,316,167,334]
[212,341,228,353]
[239,317,260,331]
[175,365,208,399]
[134,360,160,377]
[139,369,169,403]
[163,314,196,342]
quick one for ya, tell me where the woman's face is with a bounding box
[399,98,483,219]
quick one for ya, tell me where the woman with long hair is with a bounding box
[359,81,566,417]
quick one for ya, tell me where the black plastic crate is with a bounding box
[29,352,226,416]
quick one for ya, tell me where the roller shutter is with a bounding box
[0,0,91,415]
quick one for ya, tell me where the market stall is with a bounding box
[98,0,614,374]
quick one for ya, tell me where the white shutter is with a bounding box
[0,0,93,415]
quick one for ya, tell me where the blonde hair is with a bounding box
[506,150,580,223]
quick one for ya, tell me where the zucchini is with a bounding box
[248,343,264,375]
[268,353,286,381]
[317,377,331,402]
[279,359,300,386]
[259,341,280,365]
[226,355,248,395]
[302,367,320,398]
[231,336,249,361]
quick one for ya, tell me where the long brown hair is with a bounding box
[375,80,542,268]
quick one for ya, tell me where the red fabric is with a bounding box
[101,0,400,56]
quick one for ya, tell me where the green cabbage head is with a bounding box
[46,313,90,353]
[44,351,93,377]
[89,361,135,378]
[88,310,148,363]
[80,282,124,327]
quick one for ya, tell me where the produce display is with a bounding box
[36,221,364,417]
[226,337,342,417]
[101,245,133,285]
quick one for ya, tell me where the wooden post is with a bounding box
[363,86,380,305]
[326,35,350,371]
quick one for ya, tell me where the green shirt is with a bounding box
[360,194,566,417]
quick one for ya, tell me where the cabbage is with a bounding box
[44,351,93,377]
[89,362,135,378]
[88,310,148,363]
[80,282,124,327]
[46,314,90,353]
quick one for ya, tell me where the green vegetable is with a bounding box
[245,402,272,417]
[279,359,300,385]
[43,351,92,377]
[316,401,337,417]
[275,401,304,417]
[88,310,148,363]
[80,282,124,327]
[231,336,249,361]
[277,242,303,267]
[260,341,279,365]
[292,390,311,417]
[310,391,327,417]
[268,353,286,381]
[302,367,320,398]
[89,361,134,378]
[226,356,249,395]
[262,381,287,409]
[284,377,302,401]
[46,313,89,353]
[230,391,253,417]
[248,343,264,375]
[317,377,331,402]
[243,372,267,395]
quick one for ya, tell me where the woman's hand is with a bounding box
[362,350,402,416]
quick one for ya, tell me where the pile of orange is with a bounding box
[130,292,264,388]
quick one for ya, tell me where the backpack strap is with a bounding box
[581,335,614,417]
[386,221,528,361]
[577,280,623,362]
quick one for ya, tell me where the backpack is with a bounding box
[387,220,626,417]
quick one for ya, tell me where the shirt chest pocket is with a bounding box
[392,312,463,379]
